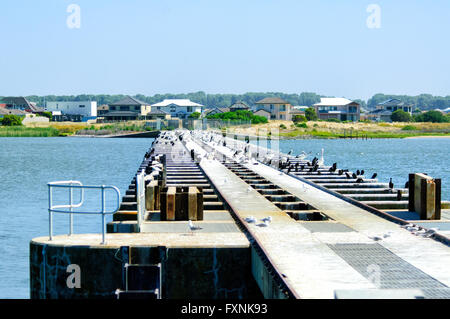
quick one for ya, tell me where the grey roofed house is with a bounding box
[0,96,45,113]
[376,99,412,113]
[203,107,230,117]
[253,109,271,120]
[229,101,250,111]
[102,111,139,121]
[255,97,289,105]
[0,107,29,116]
[109,96,149,106]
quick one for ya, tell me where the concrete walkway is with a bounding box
[189,136,450,298]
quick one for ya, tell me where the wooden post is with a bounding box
[175,187,189,221]
[188,187,199,221]
[435,179,441,220]
[408,173,415,212]
[145,180,157,211]
[166,187,176,221]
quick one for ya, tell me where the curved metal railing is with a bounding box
[48,181,121,244]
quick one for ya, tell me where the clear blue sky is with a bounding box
[1,0,449,101]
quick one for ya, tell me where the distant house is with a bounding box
[150,99,204,119]
[104,96,152,121]
[313,98,360,121]
[0,107,28,116]
[0,96,45,114]
[0,107,49,124]
[203,107,230,118]
[254,97,292,120]
[97,105,109,116]
[46,101,97,122]
[367,99,412,122]
[290,108,306,117]
[146,109,171,120]
[229,101,250,112]
[253,109,271,120]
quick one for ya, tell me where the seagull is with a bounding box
[188,220,201,235]
[368,235,383,241]
[317,148,324,166]
[244,216,257,223]
[261,216,272,223]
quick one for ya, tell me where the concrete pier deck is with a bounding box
[191,133,450,298]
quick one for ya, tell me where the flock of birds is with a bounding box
[151,130,430,238]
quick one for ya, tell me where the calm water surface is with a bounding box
[0,137,154,298]
[0,136,448,298]
[277,138,449,200]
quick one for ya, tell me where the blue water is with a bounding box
[0,136,448,298]
[0,137,154,298]
[276,138,449,201]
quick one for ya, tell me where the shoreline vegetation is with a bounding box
[0,120,449,139]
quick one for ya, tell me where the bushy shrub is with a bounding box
[391,109,412,122]
[293,115,307,123]
[207,110,268,124]
[279,124,287,129]
[41,111,53,120]
[296,122,307,128]
[401,125,417,131]
[413,110,449,123]
[325,118,340,123]
[188,112,201,119]
[1,114,23,126]
[305,107,318,121]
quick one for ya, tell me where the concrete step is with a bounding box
[255,188,288,195]
[308,179,378,184]
[331,188,408,194]
[362,201,409,209]
[122,195,136,202]
[274,201,310,210]
[120,202,137,210]
[203,201,225,210]
[166,179,209,184]
[322,183,389,189]
[263,195,301,202]
[348,194,409,201]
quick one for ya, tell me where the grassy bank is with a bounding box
[227,120,450,139]
[0,126,60,137]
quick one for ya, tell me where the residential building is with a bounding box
[253,109,271,120]
[203,107,229,118]
[104,96,152,121]
[0,107,49,124]
[367,99,413,122]
[254,97,292,120]
[146,109,171,120]
[313,98,360,121]
[46,101,97,122]
[229,101,250,112]
[150,99,204,119]
[97,105,109,116]
[0,96,45,114]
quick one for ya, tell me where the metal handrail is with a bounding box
[48,181,121,244]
